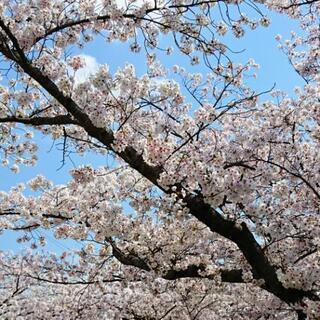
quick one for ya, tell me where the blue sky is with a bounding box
[0,8,303,252]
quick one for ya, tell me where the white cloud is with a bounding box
[73,54,99,85]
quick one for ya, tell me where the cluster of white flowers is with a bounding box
[0,0,319,318]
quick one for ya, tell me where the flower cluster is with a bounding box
[0,0,319,319]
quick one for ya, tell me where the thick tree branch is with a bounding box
[110,240,244,282]
[186,195,319,303]
[0,115,78,126]
[0,38,163,186]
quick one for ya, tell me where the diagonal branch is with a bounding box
[255,157,320,200]
[185,194,319,303]
[0,115,78,126]
[110,240,245,283]
[31,2,219,46]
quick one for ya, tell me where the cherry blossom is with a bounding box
[0,0,319,319]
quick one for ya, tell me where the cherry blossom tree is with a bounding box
[0,0,319,319]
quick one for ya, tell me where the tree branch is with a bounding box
[110,240,245,282]
[0,115,78,126]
